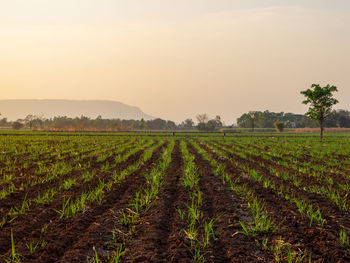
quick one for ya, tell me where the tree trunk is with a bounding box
[320,123,324,140]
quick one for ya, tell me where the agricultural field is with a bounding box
[0,133,350,262]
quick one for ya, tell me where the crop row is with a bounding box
[194,139,349,261]
[0,135,349,262]
[0,138,164,261]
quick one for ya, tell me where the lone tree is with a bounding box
[301,84,338,139]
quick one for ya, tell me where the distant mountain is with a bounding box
[0,99,155,121]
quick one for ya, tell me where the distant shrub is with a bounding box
[274,121,284,132]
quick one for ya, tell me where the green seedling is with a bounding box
[26,241,40,254]
[93,246,99,263]
[177,209,185,220]
[0,229,23,263]
[202,218,216,248]
[60,178,77,190]
[55,197,71,219]
[339,229,349,248]
[111,245,125,263]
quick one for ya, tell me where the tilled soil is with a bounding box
[1,137,349,263]
[122,141,190,262]
[0,142,164,261]
[122,142,273,262]
[54,143,167,263]
[198,141,350,262]
[214,143,350,231]
[0,142,136,219]
[188,143,274,262]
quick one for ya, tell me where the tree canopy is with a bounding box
[301,84,338,138]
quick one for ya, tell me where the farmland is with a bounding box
[0,133,350,262]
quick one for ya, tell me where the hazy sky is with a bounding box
[1,0,349,123]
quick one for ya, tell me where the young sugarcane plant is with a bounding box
[0,229,23,263]
[339,228,349,248]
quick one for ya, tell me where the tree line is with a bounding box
[0,113,223,131]
[1,115,178,131]
[236,109,350,130]
[0,109,348,132]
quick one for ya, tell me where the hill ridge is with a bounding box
[0,99,155,121]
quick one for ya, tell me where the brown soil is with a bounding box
[212,142,350,230]
[198,141,350,262]
[122,141,190,262]
[188,143,274,262]
[0,140,139,220]
[0,142,162,259]
[1,136,350,263]
[21,142,166,263]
